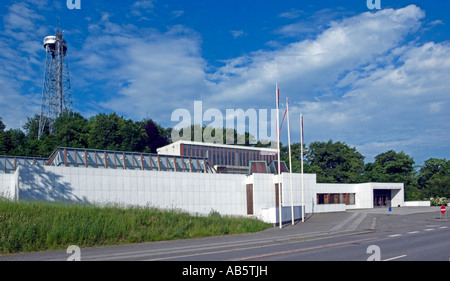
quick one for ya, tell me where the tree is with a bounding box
[88,113,148,152]
[0,117,5,155]
[364,150,418,200]
[0,117,5,132]
[88,113,122,150]
[306,140,365,183]
[280,142,304,173]
[417,158,450,199]
[0,129,27,156]
[22,114,43,141]
[54,112,89,148]
[172,124,258,146]
[143,120,169,153]
[364,150,415,183]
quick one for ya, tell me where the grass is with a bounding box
[0,199,272,254]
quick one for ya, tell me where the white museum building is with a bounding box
[0,141,404,224]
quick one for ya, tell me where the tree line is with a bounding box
[1,113,449,202]
[0,113,170,157]
[280,140,449,202]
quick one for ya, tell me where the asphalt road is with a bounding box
[1,206,448,262]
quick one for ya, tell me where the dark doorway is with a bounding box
[275,183,282,207]
[246,184,254,215]
[373,189,391,207]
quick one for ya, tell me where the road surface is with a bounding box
[1,206,448,262]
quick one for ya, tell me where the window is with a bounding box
[317,193,355,205]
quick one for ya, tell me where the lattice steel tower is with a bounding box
[38,26,73,139]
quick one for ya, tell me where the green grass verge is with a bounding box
[0,199,271,254]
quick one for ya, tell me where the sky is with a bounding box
[1,0,450,165]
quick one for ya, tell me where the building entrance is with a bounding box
[373,189,391,207]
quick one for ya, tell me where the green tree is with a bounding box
[306,140,365,183]
[280,142,304,173]
[0,129,27,156]
[364,150,415,183]
[22,114,42,141]
[417,158,450,199]
[364,150,418,200]
[54,112,89,148]
[143,119,169,153]
[88,113,122,150]
[0,117,5,132]
[88,113,147,152]
[0,117,5,155]
[172,124,258,146]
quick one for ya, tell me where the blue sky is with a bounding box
[1,0,450,165]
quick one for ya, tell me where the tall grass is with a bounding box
[0,200,271,254]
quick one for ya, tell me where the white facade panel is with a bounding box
[1,163,405,224]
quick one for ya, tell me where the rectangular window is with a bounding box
[317,193,356,205]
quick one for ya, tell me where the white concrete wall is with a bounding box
[16,165,248,217]
[404,201,430,207]
[156,142,181,156]
[280,173,317,214]
[0,171,17,200]
[0,173,12,198]
[314,204,347,213]
[260,206,303,224]
[248,173,275,220]
[2,164,406,224]
[353,183,373,209]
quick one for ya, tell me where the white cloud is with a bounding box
[208,5,425,108]
[130,0,155,18]
[230,30,246,39]
[279,9,304,20]
[0,2,49,129]
[171,10,184,19]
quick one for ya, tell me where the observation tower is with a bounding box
[38,26,73,139]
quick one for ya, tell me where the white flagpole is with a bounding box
[287,98,294,225]
[276,83,282,229]
[300,113,305,222]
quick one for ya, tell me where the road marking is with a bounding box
[388,234,402,237]
[439,226,448,229]
[229,237,379,261]
[330,213,359,232]
[383,254,407,261]
[407,231,420,234]
[424,228,434,231]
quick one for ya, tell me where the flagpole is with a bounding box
[276,83,282,229]
[300,113,305,222]
[287,98,294,225]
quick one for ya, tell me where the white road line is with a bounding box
[424,228,434,231]
[439,226,448,229]
[407,231,420,234]
[229,237,379,261]
[383,254,407,261]
[388,234,402,237]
